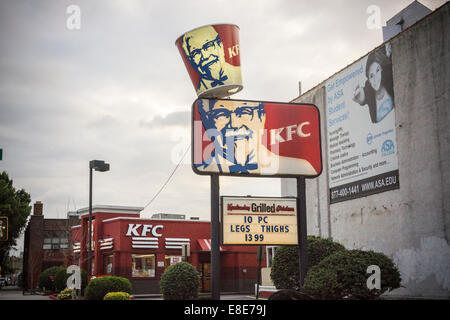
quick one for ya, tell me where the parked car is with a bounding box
[0,278,7,287]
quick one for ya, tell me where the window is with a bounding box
[164,255,183,269]
[43,232,52,250]
[59,231,69,249]
[132,254,155,278]
[104,255,113,275]
[43,231,70,250]
[91,259,95,275]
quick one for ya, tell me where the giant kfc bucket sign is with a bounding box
[175,24,243,98]
[192,98,323,177]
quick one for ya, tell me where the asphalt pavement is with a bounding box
[0,286,51,300]
[0,286,263,301]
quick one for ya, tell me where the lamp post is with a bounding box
[88,160,110,276]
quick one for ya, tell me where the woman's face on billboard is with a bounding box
[368,61,382,92]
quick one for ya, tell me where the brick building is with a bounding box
[22,201,79,290]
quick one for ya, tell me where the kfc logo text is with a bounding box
[270,122,311,145]
[126,224,163,237]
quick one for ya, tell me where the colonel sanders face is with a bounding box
[198,99,266,172]
[182,26,229,91]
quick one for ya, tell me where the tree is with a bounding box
[0,172,32,274]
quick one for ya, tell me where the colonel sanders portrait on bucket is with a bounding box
[194,99,319,176]
[181,26,241,96]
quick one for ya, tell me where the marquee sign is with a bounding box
[221,196,298,245]
[192,98,322,178]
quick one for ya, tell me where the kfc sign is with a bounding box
[126,224,163,237]
[192,98,322,177]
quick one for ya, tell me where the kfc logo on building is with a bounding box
[126,224,164,237]
[192,99,322,177]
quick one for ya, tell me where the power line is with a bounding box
[143,144,190,210]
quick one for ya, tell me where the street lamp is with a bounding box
[88,160,110,276]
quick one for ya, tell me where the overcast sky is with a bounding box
[0,0,445,230]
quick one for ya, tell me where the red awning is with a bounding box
[197,239,224,251]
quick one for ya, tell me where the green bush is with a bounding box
[54,267,89,293]
[159,262,200,300]
[57,288,73,300]
[85,276,132,300]
[307,236,346,268]
[54,268,69,292]
[104,292,131,300]
[38,266,64,292]
[304,249,401,299]
[270,236,346,290]
[270,246,299,290]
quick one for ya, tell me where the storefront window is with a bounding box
[104,255,113,275]
[132,254,155,277]
[164,255,183,269]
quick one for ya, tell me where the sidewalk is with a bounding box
[0,286,50,300]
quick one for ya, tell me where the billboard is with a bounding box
[221,196,298,245]
[325,43,399,203]
[192,98,322,177]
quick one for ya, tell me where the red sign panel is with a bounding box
[192,98,322,177]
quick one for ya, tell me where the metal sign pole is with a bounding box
[211,174,221,300]
[297,176,308,287]
[256,246,263,299]
[88,167,93,276]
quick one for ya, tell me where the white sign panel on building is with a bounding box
[325,42,399,203]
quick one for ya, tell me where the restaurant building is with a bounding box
[71,205,263,294]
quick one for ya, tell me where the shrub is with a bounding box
[307,236,346,268]
[54,268,69,292]
[104,292,131,300]
[304,249,401,299]
[159,262,200,300]
[85,276,132,300]
[54,267,89,293]
[270,236,346,290]
[38,266,64,292]
[57,288,73,300]
[270,246,299,290]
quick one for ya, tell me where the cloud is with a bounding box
[0,0,446,223]
[139,111,190,129]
